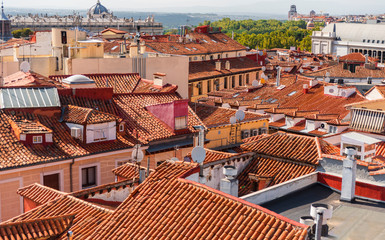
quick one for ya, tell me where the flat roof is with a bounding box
[262,183,385,240]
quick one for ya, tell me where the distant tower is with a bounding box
[0,1,11,42]
[310,10,316,17]
[288,5,297,20]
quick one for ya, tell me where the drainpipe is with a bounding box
[69,158,75,192]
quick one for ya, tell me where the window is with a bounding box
[224,77,228,89]
[246,74,250,84]
[194,56,197,60]
[94,128,108,142]
[43,173,60,190]
[288,90,297,96]
[363,39,366,43]
[82,166,96,188]
[231,76,235,88]
[61,31,67,44]
[175,116,187,130]
[33,135,43,144]
[259,128,267,135]
[239,75,243,86]
[207,80,211,93]
[382,40,385,44]
[197,83,202,95]
[119,123,125,132]
[217,54,221,59]
[210,55,213,60]
[372,40,375,43]
[329,126,337,133]
[215,80,220,91]
[377,40,380,44]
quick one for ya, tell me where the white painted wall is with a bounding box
[87,186,134,203]
[86,122,116,144]
[241,172,318,205]
[366,89,385,100]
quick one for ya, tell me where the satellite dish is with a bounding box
[262,66,266,71]
[131,144,144,163]
[300,68,304,73]
[235,110,245,121]
[252,80,259,87]
[258,51,263,56]
[230,116,236,124]
[325,77,330,82]
[20,61,31,73]
[191,146,206,164]
[320,62,323,66]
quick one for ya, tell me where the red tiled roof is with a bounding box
[87,161,308,239]
[241,132,339,165]
[238,156,316,196]
[0,110,136,170]
[50,73,141,94]
[242,134,268,144]
[365,85,385,98]
[189,57,260,81]
[4,71,61,88]
[113,93,204,142]
[306,62,385,78]
[189,103,268,128]
[339,52,377,63]
[133,78,178,93]
[269,118,287,128]
[145,32,246,56]
[63,105,119,124]
[112,162,153,180]
[326,118,349,126]
[17,183,66,205]
[185,148,241,164]
[286,110,320,118]
[101,28,128,34]
[0,214,75,240]
[288,120,306,131]
[6,195,113,240]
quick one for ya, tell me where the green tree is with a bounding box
[12,28,33,38]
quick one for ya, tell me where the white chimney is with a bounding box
[276,67,281,87]
[215,61,222,71]
[153,73,166,87]
[341,147,357,202]
[225,60,231,70]
[220,166,238,197]
[139,167,146,183]
[365,54,369,64]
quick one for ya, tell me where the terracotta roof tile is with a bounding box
[50,73,141,94]
[63,105,119,124]
[241,132,339,165]
[189,57,260,81]
[185,148,241,164]
[112,162,153,180]
[17,183,66,205]
[189,103,268,128]
[238,156,316,196]
[86,161,308,239]
[339,52,377,62]
[0,214,75,240]
[0,110,136,170]
[6,195,113,240]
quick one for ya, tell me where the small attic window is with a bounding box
[372,40,375,43]
[175,116,187,130]
[363,39,365,43]
[233,93,240,98]
[33,136,43,144]
[288,91,297,96]
[119,122,125,132]
[212,39,217,43]
[382,40,385,44]
[202,39,208,43]
[185,47,192,51]
[377,40,380,44]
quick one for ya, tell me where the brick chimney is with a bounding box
[225,60,231,70]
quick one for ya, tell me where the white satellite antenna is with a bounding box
[258,51,263,56]
[325,77,330,82]
[20,61,31,73]
[235,110,245,121]
[320,61,323,66]
[131,144,144,163]
[262,66,266,72]
[230,116,236,124]
[300,68,304,74]
[252,80,259,87]
[191,146,206,164]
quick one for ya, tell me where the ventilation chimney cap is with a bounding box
[345,147,356,157]
[223,165,237,178]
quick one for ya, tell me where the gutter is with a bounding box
[69,158,75,192]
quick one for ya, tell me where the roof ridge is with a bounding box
[0,213,76,226]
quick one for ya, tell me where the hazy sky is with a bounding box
[5,0,385,15]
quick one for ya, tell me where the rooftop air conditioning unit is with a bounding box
[71,127,81,139]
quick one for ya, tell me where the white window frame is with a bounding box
[33,135,43,144]
[93,128,108,142]
[79,163,100,189]
[175,116,187,130]
[40,170,64,191]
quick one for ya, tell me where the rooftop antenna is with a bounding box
[131,143,144,183]
[0,0,4,87]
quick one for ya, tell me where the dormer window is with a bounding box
[119,122,125,132]
[175,116,187,130]
[33,136,43,144]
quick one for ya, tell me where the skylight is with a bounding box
[270,99,278,103]
[212,39,217,43]
[253,96,260,100]
[288,90,297,96]
[202,39,208,43]
[111,46,118,50]
[233,93,240,98]
[192,47,198,50]
[185,47,192,51]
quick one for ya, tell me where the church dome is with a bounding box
[88,0,109,16]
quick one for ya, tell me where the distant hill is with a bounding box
[6,8,286,30]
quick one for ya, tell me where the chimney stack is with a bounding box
[139,167,146,183]
[340,147,357,202]
[365,54,369,64]
[225,60,231,70]
[276,67,281,87]
[153,73,166,87]
[303,84,309,94]
[220,166,238,197]
[215,61,222,71]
